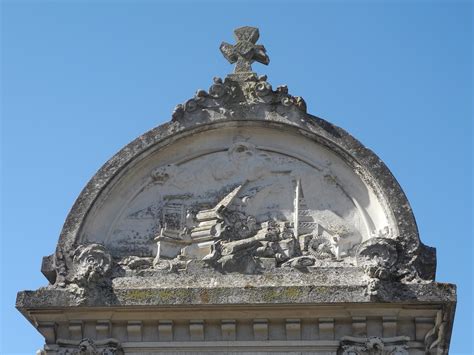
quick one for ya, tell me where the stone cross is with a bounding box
[220,26,270,73]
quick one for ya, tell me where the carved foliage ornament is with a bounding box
[339,336,409,355]
[355,237,405,297]
[356,237,399,281]
[54,338,122,355]
[171,75,307,123]
[424,310,449,354]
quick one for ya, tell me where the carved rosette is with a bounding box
[51,243,114,304]
[70,244,112,286]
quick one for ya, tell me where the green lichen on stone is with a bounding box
[157,289,174,301]
[311,286,326,294]
[125,289,156,301]
[283,287,304,299]
[261,287,303,302]
[124,288,195,303]
[158,288,189,302]
[262,289,279,302]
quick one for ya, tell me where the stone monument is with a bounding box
[17,26,456,354]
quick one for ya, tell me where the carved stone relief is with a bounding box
[36,25,436,302]
[53,244,114,303]
[42,127,435,302]
[81,139,376,275]
[40,122,436,306]
[424,310,449,355]
[52,338,122,355]
[338,336,409,355]
[171,74,307,125]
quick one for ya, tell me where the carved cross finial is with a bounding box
[220,26,270,73]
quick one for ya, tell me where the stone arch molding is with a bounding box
[45,118,435,293]
[42,45,435,300]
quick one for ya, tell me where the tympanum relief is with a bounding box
[75,140,389,277]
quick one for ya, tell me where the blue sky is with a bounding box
[1,0,472,353]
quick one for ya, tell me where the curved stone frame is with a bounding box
[52,111,434,283]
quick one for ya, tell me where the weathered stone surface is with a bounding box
[44,122,432,284]
[17,26,456,354]
[220,26,270,74]
[17,279,456,308]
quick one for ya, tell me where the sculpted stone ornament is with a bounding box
[151,164,178,185]
[52,243,114,304]
[205,219,301,274]
[220,26,270,74]
[355,237,403,297]
[43,129,438,282]
[70,244,112,285]
[171,27,306,124]
[357,238,398,270]
[48,338,122,355]
[18,26,455,355]
[171,75,307,124]
[424,311,450,354]
[339,336,409,355]
[37,26,438,288]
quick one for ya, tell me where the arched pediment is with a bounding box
[43,26,435,291]
[48,102,434,285]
